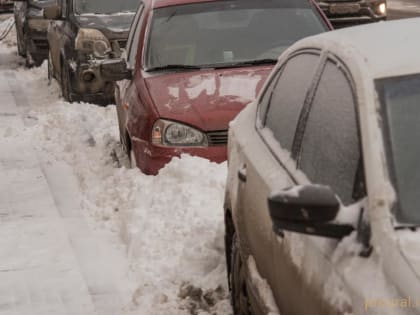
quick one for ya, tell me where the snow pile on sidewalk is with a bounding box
[13,62,231,314]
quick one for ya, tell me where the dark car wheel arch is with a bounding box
[225,209,235,280]
[230,233,254,315]
[60,56,73,102]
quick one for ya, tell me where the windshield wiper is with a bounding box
[145,64,203,72]
[145,59,277,72]
[212,58,278,69]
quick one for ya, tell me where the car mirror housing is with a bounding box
[43,5,61,20]
[100,59,132,82]
[268,185,354,239]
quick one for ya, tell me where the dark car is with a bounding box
[44,0,140,105]
[315,0,386,25]
[99,0,331,175]
[14,0,57,67]
[0,0,13,12]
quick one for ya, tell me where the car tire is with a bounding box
[61,60,73,102]
[231,234,253,315]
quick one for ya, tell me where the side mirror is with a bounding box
[100,59,132,82]
[43,5,61,20]
[268,185,354,239]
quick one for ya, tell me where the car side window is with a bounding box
[126,3,145,69]
[263,53,321,153]
[298,59,360,205]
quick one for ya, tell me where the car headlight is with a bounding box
[378,2,386,15]
[27,19,50,32]
[152,119,208,147]
[75,28,111,58]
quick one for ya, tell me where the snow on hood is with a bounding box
[75,13,135,34]
[145,66,272,131]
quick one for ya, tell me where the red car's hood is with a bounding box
[145,66,273,131]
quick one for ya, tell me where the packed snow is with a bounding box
[0,15,231,315]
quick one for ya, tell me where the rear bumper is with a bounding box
[131,138,227,175]
[317,1,387,23]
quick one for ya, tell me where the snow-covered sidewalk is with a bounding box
[0,71,129,315]
[0,15,231,315]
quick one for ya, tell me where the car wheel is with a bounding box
[231,234,253,315]
[61,60,73,102]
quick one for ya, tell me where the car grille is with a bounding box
[207,130,228,146]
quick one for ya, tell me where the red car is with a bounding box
[101,0,331,175]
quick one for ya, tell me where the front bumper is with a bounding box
[317,1,387,24]
[131,138,227,175]
[68,59,115,105]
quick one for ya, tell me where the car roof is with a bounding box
[290,18,420,80]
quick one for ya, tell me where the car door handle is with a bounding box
[238,164,247,182]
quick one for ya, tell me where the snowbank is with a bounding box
[1,23,232,314]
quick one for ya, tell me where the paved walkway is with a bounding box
[0,72,127,315]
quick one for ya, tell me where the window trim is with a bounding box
[126,2,145,70]
[295,53,361,167]
[254,49,323,182]
[295,53,366,204]
[256,49,323,127]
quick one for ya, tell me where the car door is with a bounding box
[287,55,364,315]
[235,50,325,314]
[116,2,145,144]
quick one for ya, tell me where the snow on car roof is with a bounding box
[289,17,420,80]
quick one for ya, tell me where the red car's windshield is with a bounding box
[146,0,328,70]
[74,0,141,15]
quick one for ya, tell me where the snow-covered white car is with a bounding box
[224,18,420,315]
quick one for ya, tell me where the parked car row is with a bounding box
[7,0,416,314]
